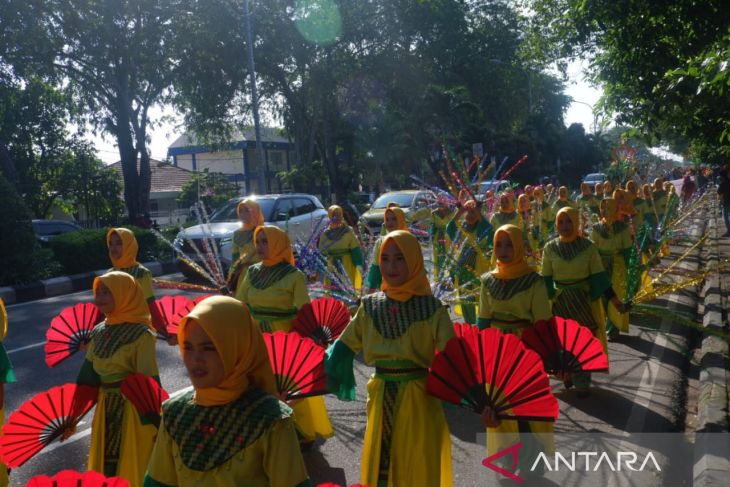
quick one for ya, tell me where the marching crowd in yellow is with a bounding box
[0,175,684,487]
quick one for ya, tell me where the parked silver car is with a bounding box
[174,194,328,278]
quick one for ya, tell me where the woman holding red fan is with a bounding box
[237,225,333,447]
[229,198,264,297]
[72,272,160,486]
[477,225,554,475]
[143,296,312,487]
[541,208,628,396]
[107,228,171,344]
[0,299,16,487]
[326,230,455,487]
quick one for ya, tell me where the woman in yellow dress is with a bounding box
[577,182,599,215]
[591,199,632,339]
[552,186,574,211]
[365,207,408,292]
[326,230,454,487]
[143,296,312,487]
[541,208,627,395]
[490,192,522,229]
[516,194,538,262]
[477,225,554,477]
[0,299,16,487]
[237,225,333,444]
[446,199,493,324]
[603,181,613,199]
[107,228,155,305]
[73,272,160,487]
[229,199,264,297]
[318,205,363,292]
[532,187,553,246]
[594,182,604,201]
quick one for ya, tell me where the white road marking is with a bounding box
[7,341,46,355]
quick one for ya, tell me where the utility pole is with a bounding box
[244,0,267,194]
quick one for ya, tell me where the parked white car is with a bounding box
[174,194,328,278]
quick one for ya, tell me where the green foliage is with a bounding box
[0,174,60,285]
[47,226,166,276]
[177,171,239,212]
[277,160,328,193]
[527,0,730,160]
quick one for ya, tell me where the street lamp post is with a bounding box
[570,99,598,133]
[244,0,267,195]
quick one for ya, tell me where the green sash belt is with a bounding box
[248,306,298,322]
[374,359,427,382]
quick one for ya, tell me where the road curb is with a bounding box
[0,260,178,305]
[693,199,730,487]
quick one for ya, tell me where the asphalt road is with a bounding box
[3,220,704,487]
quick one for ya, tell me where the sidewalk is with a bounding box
[0,260,179,305]
[693,197,730,487]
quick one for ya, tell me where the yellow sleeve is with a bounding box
[530,279,553,322]
[433,306,456,351]
[144,421,179,486]
[135,332,160,378]
[540,246,554,277]
[262,417,310,486]
[587,245,606,274]
[137,272,155,303]
[478,280,493,320]
[235,268,252,304]
[291,271,311,310]
[339,304,366,354]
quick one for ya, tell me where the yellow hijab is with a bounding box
[595,183,604,197]
[0,298,7,341]
[237,199,265,230]
[491,225,533,280]
[179,296,277,406]
[517,194,531,212]
[93,271,151,326]
[384,207,408,231]
[603,181,612,195]
[546,183,554,194]
[600,198,618,225]
[558,186,569,201]
[254,226,295,267]
[328,205,344,229]
[499,193,515,213]
[653,178,664,191]
[556,207,580,243]
[379,231,432,302]
[533,187,545,203]
[107,228,139,269]
[625,180,637,196]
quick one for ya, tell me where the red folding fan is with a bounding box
[427,328,559,421]
[453,321,480,339]
[45,302,104,367]
[150,295,196,336]
[26,470,130,487]
[0,383,98,467]
[120,373,170,428]
[292,297,351,347]
[263,332,328,400]
[521,316,609,376]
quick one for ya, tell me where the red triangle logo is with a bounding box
[481,441,523,483]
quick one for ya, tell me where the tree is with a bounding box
[1,0,182,220]
[177,170,239,214]
[0,77,124,220]
[526,0,730,160]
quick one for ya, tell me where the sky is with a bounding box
[88,60,604,164]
